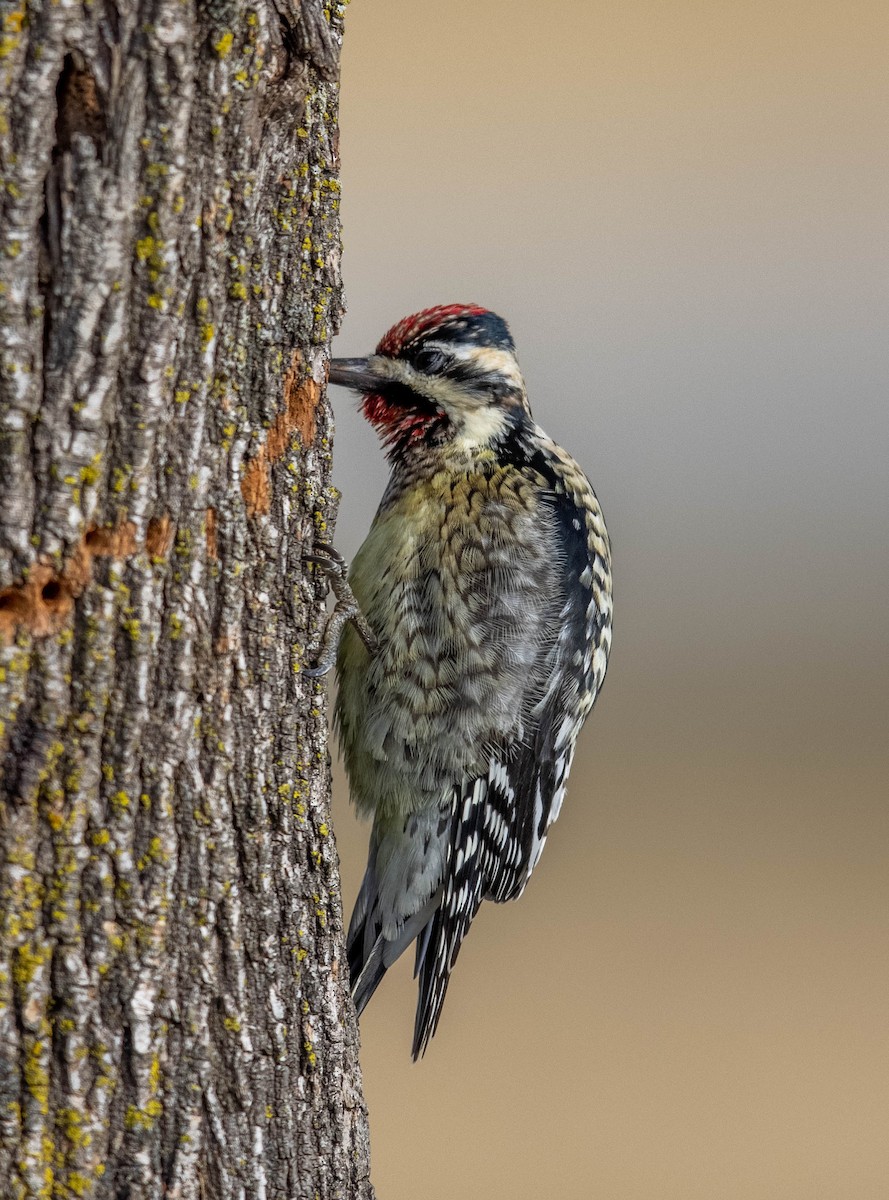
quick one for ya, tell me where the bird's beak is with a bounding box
[327,357,382,393]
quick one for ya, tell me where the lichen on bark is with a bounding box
[0,0,373,1195]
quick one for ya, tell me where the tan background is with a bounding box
[327,2,889,1196]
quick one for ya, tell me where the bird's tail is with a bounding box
[346,817,446,1021]
[410,781,489,1058]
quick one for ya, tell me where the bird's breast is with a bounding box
[335,465,555,819]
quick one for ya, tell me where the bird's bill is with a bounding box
[327,357,381,393]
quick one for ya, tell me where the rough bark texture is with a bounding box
[0,0,374,1195]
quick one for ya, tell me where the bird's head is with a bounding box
[327,304,530,459]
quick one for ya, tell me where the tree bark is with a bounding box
[0,0,373,1195]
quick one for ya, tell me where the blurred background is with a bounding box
[327,2,889,1197]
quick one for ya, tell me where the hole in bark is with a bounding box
[55,55,107,153]
[145,515,174,559]
[0,589,28,616]
[1,521,139,645]
[38,576,70,615]
[0,573,71,643]
[83,522,137,558]
[205,508,218,561]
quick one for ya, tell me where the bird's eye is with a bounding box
[412,347,449,374]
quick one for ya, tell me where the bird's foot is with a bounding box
[304,541,377,676]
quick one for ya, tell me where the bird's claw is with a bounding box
[303,541,347,574]
[304,541,377,676]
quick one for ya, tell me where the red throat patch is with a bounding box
[361,391,440,449]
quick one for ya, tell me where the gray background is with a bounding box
[326,2,889,1196]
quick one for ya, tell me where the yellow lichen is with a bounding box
[23,1038,49,1114]
[135,236,155,261]
[124,1100,162,1130]
[213,29,234,57]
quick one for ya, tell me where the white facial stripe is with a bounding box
[371,345,524,396]
[424,342,525,393]
[449,344,521,379]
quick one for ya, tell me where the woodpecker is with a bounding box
[315,304,612,1058]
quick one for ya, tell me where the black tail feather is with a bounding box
[351,936,388,1016]
[411,781,488,1058]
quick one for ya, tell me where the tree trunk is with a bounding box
[0,0,373,1194]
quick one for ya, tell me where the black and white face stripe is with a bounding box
[369,341,529,412]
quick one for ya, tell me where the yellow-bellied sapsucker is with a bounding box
[312,304,612,1058]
